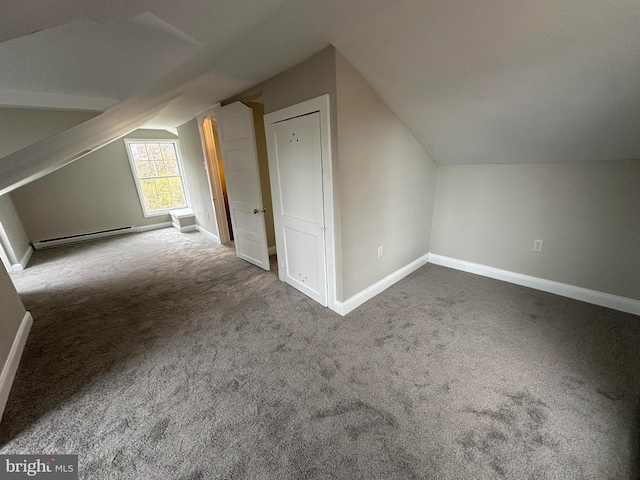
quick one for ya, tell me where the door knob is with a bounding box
[253,208,266,214]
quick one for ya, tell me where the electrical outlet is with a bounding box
[533,239,544,252]
[377,245,384,258]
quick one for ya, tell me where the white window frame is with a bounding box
[124,138,190,217]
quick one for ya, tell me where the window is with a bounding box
[124,139,189,216]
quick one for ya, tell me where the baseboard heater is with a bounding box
[33,226,134,250]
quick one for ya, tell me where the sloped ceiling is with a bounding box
[0,13,201,109]
[335,0,640,164]
[0,0,639,194]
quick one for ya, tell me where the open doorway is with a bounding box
[199,102,276,266]
[202,116,233,243]
[201,116,233,243]
[196,97,336,310]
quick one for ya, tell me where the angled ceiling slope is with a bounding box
[2,0,640,197]
[0,0,297,196]
[334,0,640,164]
[0,13,202,111]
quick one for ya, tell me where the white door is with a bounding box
[215,102,270,270]
[266,112,327,306]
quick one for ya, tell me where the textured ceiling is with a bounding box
[0,13,201,105]
[334,0,640,164]
[1,0,639,172]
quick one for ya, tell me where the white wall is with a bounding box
[335,51,438,300]
[176,119,219,238]
[0,107,97,263]
[0,195,30,267]
[430,160,640,300]
[225,47,439,302]
[0,261,28,422]
[11,130,176,242]
[0,265,25,360]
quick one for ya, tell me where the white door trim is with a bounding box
[197,115,228,244]
[264,95,338,314]
[197,104,228,244]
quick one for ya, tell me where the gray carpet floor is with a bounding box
[0,228,638,479]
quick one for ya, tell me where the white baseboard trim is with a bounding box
[0,311,33,424]
[135,222,173,233]
[196,226,221,243]
[177,225,198,233]
[11,245,33,272]
[428,254,640,316]
[268,246,276,256]
[334,253,430,316]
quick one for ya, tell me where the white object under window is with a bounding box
[124,139,189,216]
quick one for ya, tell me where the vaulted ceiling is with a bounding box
[1,0,639,193]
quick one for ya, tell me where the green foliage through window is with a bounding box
[126,140,188,215]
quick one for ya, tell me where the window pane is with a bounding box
[161,143,176,160]
[145,196,160,212]
[154,161,167,176]
[128,140,187,214]
[158,194,173,210]
[164,159,179,176]
[147,144,162,160]
[140,179,160,212]
[172,193,186,207]
[167,176,183,193]
[140,179,156,197]
[154,178,170,195]
[172,195,186,208]
[135,161,154,178]
[130,144,148,161]
[168,177,186,207]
